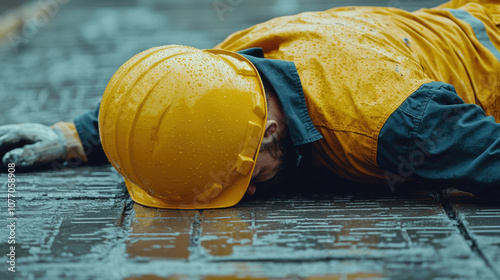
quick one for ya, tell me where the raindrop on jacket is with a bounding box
[215,1,500,194]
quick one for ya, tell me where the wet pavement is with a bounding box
[0,0,499,279]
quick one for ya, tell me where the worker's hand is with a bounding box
[0,123,67,168]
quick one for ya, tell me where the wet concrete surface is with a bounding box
[1,0,500,279]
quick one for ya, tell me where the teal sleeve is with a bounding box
[377,82,500,200]
[73,102,109,163]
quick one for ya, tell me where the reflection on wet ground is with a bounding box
[196,194,468,261]
[126,205,199,259]
[120,192,499,279]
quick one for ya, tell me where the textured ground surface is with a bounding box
[0,0,499,279]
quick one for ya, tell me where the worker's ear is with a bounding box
[262,120,278,145]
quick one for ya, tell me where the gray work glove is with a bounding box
[0,122,87,168]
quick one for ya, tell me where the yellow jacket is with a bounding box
[216,0,500,184]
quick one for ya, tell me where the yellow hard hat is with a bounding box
[98,45,267,209]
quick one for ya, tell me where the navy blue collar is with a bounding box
[237,48,323,147]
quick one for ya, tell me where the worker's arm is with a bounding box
[73,102,108,163]
[377,81,500,200]
[0,122,87,167]
[0,103,107,167]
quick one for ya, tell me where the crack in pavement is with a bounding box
[437,191,500,279]
[188,210,203,261]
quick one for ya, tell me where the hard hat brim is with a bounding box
[124,171,253,209]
